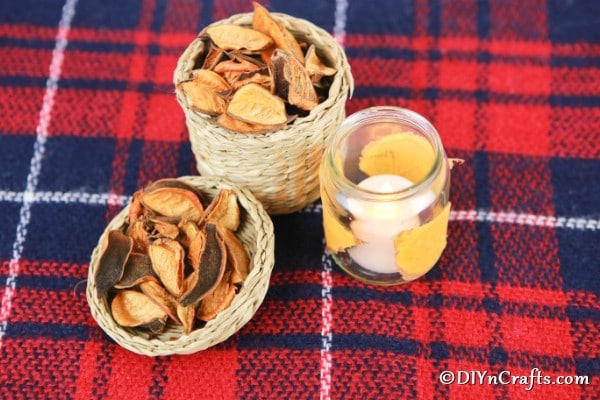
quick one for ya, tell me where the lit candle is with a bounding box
[347,174,435,274]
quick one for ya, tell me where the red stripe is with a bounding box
[161,348,238,400]
[242,299,322,334]
[501,315,574,356]
[0,86,45,135]
[8,288,93,325]
[0,259,87,279]
[104,347,154,400]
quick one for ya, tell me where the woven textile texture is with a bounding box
[0,0,598,399]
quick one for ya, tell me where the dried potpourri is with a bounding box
[94,179,250,335]
[177,1,337,133]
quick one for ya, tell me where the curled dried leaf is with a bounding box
[217,112,278,134]
[305,44,336,84]
[125,218,149,254]
[111,290,168,328]
[206,24,273,52]
[178,80,227,116]
[150,220,180,240]
[148,238,186,297]
[272,49,318,110]
[177,303,197,335]
[178,220,201,249]
[449,158,465,170]
[179,223,226,307]
[95,230,133,296]
[141,187,204,223]
[218,225,250,286]
[203,189,240,231]
[196,271,237,322]
[128,191,144,224]
[139,280,181,325]
[202,43,226,70]
[114,253,157,289]
[191,68,232,94]
[252,2,304,62]
[227,83,287,126]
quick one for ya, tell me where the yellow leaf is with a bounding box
[394,202,451,278]
[359,129,435,183]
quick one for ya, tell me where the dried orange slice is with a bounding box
[394,202,451,279]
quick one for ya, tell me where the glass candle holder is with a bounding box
[320,106,451,285]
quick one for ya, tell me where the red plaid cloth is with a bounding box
[0,0,598,399]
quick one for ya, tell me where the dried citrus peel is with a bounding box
[394,202,451,279]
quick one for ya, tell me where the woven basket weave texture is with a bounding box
[174,12,354,215]
[86,176,275,356]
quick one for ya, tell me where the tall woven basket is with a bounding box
[86,176,275,356]
[174,12,353,215]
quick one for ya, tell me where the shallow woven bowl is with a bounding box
[174,12,354,215]
[86,176,275,356]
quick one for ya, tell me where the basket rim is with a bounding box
[86,176,275,356]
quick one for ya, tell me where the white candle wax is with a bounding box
[347,174,435,274]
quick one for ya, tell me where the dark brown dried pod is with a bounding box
[179,223,226,307]
[95,230,133,295]
[114,253,158,289]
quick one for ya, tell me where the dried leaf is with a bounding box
[139,280,181,325]
[114,253,157,289]
[148,238,186,296]
[151,220,180,240]
[449,158,465,170]
[178,220,201,249]
[191,68,232,94]
[95,230,133,295]
[213,57,263,76]
[196,271,237,322]
[128,191,144,224]
[206,24,273,52]
[177,303,196,335]
[252,2,304,62]
[111,290,168,328]
[216,112,278,133]
[179,223,226,307]
[227,83,287,126]
[202,43,226,70]
[231,69,272,91]
[125,218,149,254]
[218,225,250,285]
[178,80,227,116]
[141,187,204,223]
[203,189,240,231]
[272,49,318,110]
[305,44,336,84]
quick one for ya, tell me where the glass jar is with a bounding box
[320,106,451,285]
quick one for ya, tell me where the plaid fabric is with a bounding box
[0,0,598,399]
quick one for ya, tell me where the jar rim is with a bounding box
[325,106,446,201]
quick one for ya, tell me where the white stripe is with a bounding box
[320,245,334,400]
[333,0,348,46]
[319,2,348,397]
[302,203,598,231]
[0,190,130,206]
[0,0,78,347]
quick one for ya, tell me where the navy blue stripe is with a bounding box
[477,0,491,38]
[266,284,323,301]
[5,275,83,291]
[335,334,420,354]
[238,333,321,350]
[354,86,600,107]
[428,0,442,37]
[334,286,413,305]
[5,322,90,341]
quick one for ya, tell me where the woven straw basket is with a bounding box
[174,12,354,215]
[86,176,275,356]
